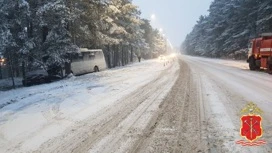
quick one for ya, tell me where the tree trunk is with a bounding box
[121,45,124,66]
[8,51,15,88]
[138,56,141,63]
[116,45,120,66]
[42,26,49,43]
[126,46,129,65]
[107,44,111,68]
[22,61,26,80]
[15,65,20,77]
[67,53,73,75]
[60,68,64,78]
[130,45,133,62]
[65,62,72,75]
[113,45,117,68]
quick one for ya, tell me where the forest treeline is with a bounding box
[0,0,166,77]
[182,0,272,59]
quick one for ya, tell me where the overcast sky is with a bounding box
[133,0,213,47]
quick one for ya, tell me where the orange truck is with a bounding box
[247,33,272,73]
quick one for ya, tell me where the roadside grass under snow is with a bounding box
[0,77,22,91]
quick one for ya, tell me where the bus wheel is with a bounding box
[267,62,272,74]
[94,66,99,72]
[248,56,256,70]
[268,66,272,74]
[268,58,272,74]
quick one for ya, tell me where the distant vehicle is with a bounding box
[247,33,272,73]
[22,69,61,86]
[71,48,107,75]
[158,55,166,61]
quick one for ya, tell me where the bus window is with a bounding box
[72,53,83,62]
[89,52,95,60]
[95,51,103,58]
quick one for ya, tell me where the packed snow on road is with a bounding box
[0,58,178,153]
[1,55,272,153]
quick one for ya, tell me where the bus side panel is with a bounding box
[93,52,107,70]
[71,61,93,75]
[71,50,108,75]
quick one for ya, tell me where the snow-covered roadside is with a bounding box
[0,59,172,153]
[0,77,22,91]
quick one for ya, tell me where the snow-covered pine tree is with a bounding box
[118,0,146,63]
[0,0,31,86]
[183,0,272,58]
[36,0,79,71]
[0,0,166,83]
[140,19,156,58]
[257,0,272,34]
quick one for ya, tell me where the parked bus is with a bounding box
[70,48,107,75]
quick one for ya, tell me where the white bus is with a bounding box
[71,48,107,75]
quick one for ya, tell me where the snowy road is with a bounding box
[1,55,272,153]
[182,56,272,153]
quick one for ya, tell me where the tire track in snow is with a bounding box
[34,61,175,153]
[133,59,206,153]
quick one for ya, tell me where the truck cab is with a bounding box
[247,33,272,72]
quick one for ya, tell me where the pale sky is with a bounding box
[133,0,213,47]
